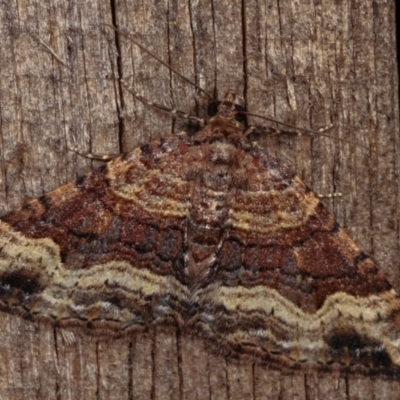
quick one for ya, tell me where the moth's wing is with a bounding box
[0,136,196,334]
[200,147,400,374]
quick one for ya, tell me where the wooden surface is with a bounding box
[0,0,399,398]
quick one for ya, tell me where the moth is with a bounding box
[1,55,399,376]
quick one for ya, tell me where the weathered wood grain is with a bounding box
[0,0,398,398]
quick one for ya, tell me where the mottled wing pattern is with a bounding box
[1,90,400,376]
[194,145,400,374]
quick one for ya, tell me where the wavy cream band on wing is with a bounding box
[39,262,188,322]
[0,221,187,322]
[115,177,189,217]
[0,220,188,299]
[0,220,61,277]
[214,285,400,364]
[109,159,189,217]
[229,190,319,233]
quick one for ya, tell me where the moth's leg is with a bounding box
[120,79,205,127]
[68,129,190,163]
[68,146,122,161]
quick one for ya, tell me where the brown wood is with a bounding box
[0,0,399,398]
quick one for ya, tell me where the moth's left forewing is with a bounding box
[0,136,197,334]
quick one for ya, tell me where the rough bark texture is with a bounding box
[0,0,398,399]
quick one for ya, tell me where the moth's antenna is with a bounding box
[107,24,366,150]
[104,24,213,100]
[245,111,368,149]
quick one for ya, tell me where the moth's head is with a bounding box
[207,88,247,127]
